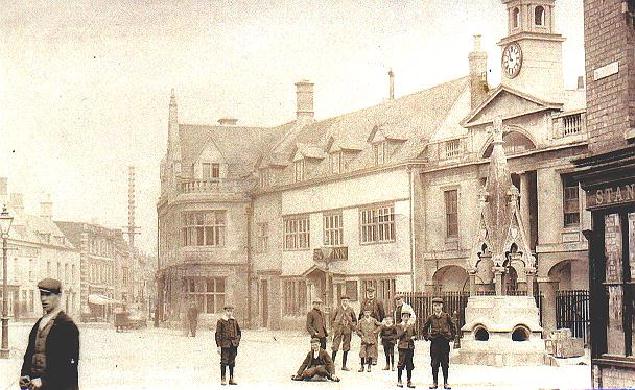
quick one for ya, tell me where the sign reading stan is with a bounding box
[587,183,635,209]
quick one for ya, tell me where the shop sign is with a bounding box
[313,246,348,262]
[587,183,635,209]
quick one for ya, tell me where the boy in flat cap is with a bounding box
[215,304,241,385]
[358,286,385,364]
[356,309,381,372]
[20,278,79,390]
[422,298,456,389]
[291,338,339,382]
[306,298,328,349]
[396,311,417,388]
[330,295,356,370]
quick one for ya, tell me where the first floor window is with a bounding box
[284,216,310,250]
[360,205,395,244]
[182,211,227,247]
[445,190,458,238]
[257,222,268,252]
[324,213,344,246]
[563,181,580,227]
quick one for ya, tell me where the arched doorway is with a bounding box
[432,265,469,293]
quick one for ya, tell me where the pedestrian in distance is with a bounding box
[291,338,340,382]
[306,298,328,349]
[356,308,381,372]
[330,295,357,370]
[215,304,241,386]
[394,293,417,324]
[186,300,199,337]
[358,286,385,365]
[396,311,417,388]
[19,278,80,390]
[422,297,456,390]
[380,316,398,371]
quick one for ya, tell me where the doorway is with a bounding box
[261,279,268,328]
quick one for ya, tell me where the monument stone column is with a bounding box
[468,268,477,296]
[493,266,505,295]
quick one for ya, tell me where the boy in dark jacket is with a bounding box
[292,338,340,382]
[380,316,398,371]
[215,304,241,386]
[396,311,417,388]
[306,298,328,349]
[422,297,456,390]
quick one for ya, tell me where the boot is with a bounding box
[228,366,236,385]
[342,351,350,371]
[367,358,372,372]
[221,364,227,386]
[443,385,451,389]
[359,358,365,372]
[391,360,396,371]
[407,381,416,388]
[229,377,237,386]
[397,381,404,388]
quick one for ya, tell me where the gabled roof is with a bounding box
[462,85,564,127]
[179,121,293,177]
[293,143,328,161]
[10,214,75,249]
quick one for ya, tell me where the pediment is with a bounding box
[195,138,226,165]
[463,86,562,128]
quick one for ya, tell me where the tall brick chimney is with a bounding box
[469,34,489,110]
[388,69,395,100]
[40,194,53,220]
[295,80,314,121]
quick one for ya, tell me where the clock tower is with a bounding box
[498,0,565,100]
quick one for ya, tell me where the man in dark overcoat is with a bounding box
[306,298,328,349]
[215,304,241,386]
[330,295,356,370]
[186,300,199,337]
[19,278,79,390]
[358,286,385,364]
[422,297,456,390]
[292,338,339,382]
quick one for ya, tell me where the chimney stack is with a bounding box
[388,69,395,100]
[0,177,7,200]
[217,118,238,126]
[577,75,585,90]
[295,80,314,121]
[40,194,53,220]
[469,34,489,110]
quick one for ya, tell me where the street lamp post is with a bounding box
[0,206,14,359]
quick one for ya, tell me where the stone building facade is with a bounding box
[157,0,589,333]
[574,0,635,387]
[0,178,81,320]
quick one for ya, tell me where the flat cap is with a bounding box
[312,298,323,303]
[223,303,235,310]
[340,295,350,300]
[431,297,444,304]
[366,286,376,292]
[310,337,321,344]
[38,278,62,294]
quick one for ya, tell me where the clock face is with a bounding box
[501,43,523,79]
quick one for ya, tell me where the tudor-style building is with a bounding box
[157,0,589,333]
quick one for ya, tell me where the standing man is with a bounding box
[306,298,328,349]
[186,300,199,337]
[19,278,79,390]
[330,295,356,370]
[422,297,456,390]
[215,304,241,386]
[394,294,416,324]
[358,286,385,364]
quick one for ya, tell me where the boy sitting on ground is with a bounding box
[292,338,340,382]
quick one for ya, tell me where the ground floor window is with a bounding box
[283,279,307,316]
[183,276,226,314]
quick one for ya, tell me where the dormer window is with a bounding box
[294,160,305,182]
[259,168,269,188]
[513,7,520,28]
[535,5,545,26]
[374,142,388,165]
[202,163,219,181]
[329,152,342,174]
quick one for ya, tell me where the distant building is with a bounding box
[574,0,635,387]
[157,0,589,333]
[56,221,131,321]
[0,179,80,319]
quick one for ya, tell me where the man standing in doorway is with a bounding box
[306,298,328,349]
[19,278,80,390]
[359,286,385,364]
[422,297,456,390]
[330,295,356,370]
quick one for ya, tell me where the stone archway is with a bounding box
[432,265,469,293]
[548,260,573,291]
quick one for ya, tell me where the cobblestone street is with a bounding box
[0,322,591,390]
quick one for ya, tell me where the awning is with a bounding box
[88,294,119,306]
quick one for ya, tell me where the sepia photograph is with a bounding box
[1,0,635,389]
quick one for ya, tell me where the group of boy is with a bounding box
[293,287,456,389]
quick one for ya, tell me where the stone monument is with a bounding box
[451,117,545,366]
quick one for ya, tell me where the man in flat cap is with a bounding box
[20,278,79,390]
[215,304,241,385]
[422,297,456,389]
[330,295,357,370]
[306,298,328,349]
[358,286,385,364]
[291,338,339,382]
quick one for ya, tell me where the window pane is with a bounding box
[216,295,226,313]
[206,295,215,314]
[605,213,625,355]
[216,278,226,292]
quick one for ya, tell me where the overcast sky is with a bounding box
[0,0,584,253]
